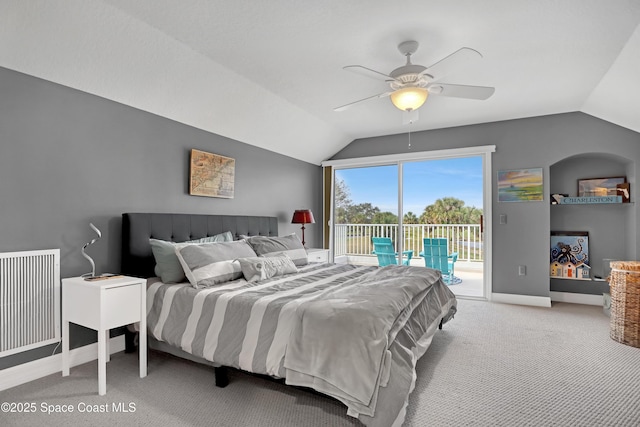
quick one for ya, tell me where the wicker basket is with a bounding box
[609,261,640,348]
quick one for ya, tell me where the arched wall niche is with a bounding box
[549,152,635,296]
[551,152,634,201]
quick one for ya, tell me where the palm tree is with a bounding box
[403,211,419,224]
[421,197,467,224]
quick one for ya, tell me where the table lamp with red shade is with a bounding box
[291,209,315,247]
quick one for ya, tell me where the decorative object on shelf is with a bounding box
[577,176,626,197]
[497,167,543,202]
[616,183,630,203]
[550,231,590,280]
[81,223,101,279]
[189,149,235,198]
[558,196,622,204]
[291,209,315,247]
[551,193,568,204]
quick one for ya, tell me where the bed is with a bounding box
[121,212,457,427]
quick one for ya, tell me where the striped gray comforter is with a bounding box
[147,262,457,427]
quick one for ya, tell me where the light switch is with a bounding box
[499,214,507,224]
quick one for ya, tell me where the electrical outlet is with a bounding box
[518,265,526,276]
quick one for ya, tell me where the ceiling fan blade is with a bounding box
[428,83,495,100]
[343,65,393,81]
[334,92,392,112]
[424,47,483,80]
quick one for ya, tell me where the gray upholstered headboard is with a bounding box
[121,213,279,278]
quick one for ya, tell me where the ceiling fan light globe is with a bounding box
[390,87,428,112]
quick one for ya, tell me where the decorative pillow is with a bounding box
[150,231,233,283]
[245,234,308,266]
[175,240,257,288]
[237,254,298,282]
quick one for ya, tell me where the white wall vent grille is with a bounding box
[0,249,60,357]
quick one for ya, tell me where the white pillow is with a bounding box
[237,254,298,282]
[175,240,257,288]
[244,234,308,266]
[150,231,233,283]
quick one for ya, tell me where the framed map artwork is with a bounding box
[189,149,235,198]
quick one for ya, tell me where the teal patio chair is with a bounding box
[372,237,413,267]
[420,238,460,284]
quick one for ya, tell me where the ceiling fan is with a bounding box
[334,40,495,113]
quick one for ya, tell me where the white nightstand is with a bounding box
[306,248,329,263]
[62,275,146,395]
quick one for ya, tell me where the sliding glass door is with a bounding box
[332,165,399,265]
[324,146,494,299]
[403,157,485,297]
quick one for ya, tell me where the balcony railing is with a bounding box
[333,223,483,262]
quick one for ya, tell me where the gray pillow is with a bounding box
[150,231,233,283]
[237,254,298,282]
[245,234,308,266]
[175,240,257,288]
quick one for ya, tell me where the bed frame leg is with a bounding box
[439,319,443,330]
[124,328,137,353]
[215,367,229,388]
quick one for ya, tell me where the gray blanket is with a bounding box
[146,262,457,426]
[284,265,451,417]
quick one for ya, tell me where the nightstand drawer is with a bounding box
[307,248,329,263]
[103,284,142,328]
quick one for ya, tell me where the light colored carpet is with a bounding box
[2,299,639,426]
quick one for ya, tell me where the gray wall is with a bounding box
[331,112,640,298]
[0,67,322,369]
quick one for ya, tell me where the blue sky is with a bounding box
[335,156,483,215]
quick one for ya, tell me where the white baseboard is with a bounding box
[0,335,125,392]
[550,291,603,306]
[491,292,552,307]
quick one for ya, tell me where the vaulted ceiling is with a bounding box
[2,1,639,165]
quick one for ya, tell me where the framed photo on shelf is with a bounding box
[577,176,626,197]
[550,231,590,280]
